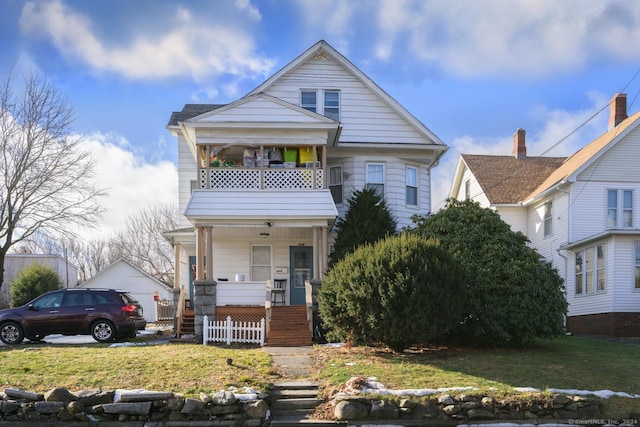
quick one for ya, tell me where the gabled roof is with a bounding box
[248,40,446,148]
[457,109,640,206]
[461,155,565,204]
[167,104,225,127]
[524,109,640,202]
[79,258,169,289]
[183,92,338,127]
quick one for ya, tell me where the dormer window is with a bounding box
[607,189,633,228]
[300,89,340,121]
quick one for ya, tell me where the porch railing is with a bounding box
[202,315,266,346]
[155,299,173,323]
[199,167,323,190]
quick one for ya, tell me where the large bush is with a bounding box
[318,233,467,352]
[329,187,397,267]
[411,199,568,346]
[10,263,63,307]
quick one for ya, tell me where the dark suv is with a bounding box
[0,288,147,345]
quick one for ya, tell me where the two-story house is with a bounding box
[165,40,448,345]
[449,93,640,337]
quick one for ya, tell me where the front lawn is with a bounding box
[312,336,640,418]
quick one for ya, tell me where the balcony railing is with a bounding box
[199,167,324,190]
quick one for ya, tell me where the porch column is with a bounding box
[312,226,320,281]
[205,226,214,280]
[195,226,205,281]
[321,226,329,279]
[173,242,181,290]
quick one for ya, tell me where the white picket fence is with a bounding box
[202,315,265,346]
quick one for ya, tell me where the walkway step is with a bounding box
[271,397,323,411]
[269,381,324,422]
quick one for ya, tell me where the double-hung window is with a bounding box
[251,245,272,281]
[575,244,606,295]
[300,89,340,121]
[366,163,384,196]
[406,166,418,206]
[329,165,343,205]
[543,200,553,237]
[607,189,633,228]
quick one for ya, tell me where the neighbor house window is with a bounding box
[251,245,271,281]
[464,179,471,200]
[366,163,385,196]
[406,166,418,206]
[543,200,553,237]
[635,240,640,290]
[300,89,340,120]
[575,244,606,295]
[607,189,633,228]
[329,165,343,204]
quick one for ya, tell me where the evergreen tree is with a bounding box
[329,188,397,267]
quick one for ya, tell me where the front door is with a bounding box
[289,246,312,305]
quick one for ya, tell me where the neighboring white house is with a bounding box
[1,254,78,309]
[164,40,448,344]
[449,93,640,336]
[78,258,172,323]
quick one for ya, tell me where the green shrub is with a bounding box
[10,263,63,307]
[318,233,467,352]
[411,199,568,346]
[329,187,397,267]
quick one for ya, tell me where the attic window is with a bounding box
[300,89,340,121]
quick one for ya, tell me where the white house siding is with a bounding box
[78,260,172,323]
[338,155,430,230]
[569,180,640,243]
[456,167,491,209]
[611,235,640,312]
[527,193,569,267]
[178,136,196,229]
[564,235,614,318]
[265,58,433,145]
[578,126,640,183]
[495,206,528,235]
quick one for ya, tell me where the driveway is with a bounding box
[0,324,172,347]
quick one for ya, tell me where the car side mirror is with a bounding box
[28,304,38,311]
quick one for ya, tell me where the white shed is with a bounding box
[78,258,172,323]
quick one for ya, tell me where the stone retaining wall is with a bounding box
[0,387,268,424]
[333,392,604,423]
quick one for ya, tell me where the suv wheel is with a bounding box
[91,320,116,343]
[1,321,25,345]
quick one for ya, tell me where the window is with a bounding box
[406,166,418,206]
[301,91,317,113]
[607,189,633,228]
[543,200,553,237]
[329,165,343,204]
[575,244,606,295]
[324,90,340,121]
[366,163,384,196]
[251,245,271,281]
[300,89,340,120]
[464,179,471,200]
[635,240,640,290]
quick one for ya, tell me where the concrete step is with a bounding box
[270,389,319,399]
[271,397,323,411]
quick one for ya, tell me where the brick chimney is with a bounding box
[513,128,526,160]
[609,93,627,129]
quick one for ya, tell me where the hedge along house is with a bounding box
[165,40,448,345]
[449,93,640,337]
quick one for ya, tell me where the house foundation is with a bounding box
[194,280,217,341]
[566,312,640,337]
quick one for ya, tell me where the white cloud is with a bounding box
[19,0,275,83]
[234,0,261,21]
[431,94,611,212]
[76,132,178,240]
[374,0,640,78]
[291,0,357,52]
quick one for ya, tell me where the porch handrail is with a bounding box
[176,286,186,336]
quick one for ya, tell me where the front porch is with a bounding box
[174,280,318,346]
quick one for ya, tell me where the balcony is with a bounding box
[197,144,325,190]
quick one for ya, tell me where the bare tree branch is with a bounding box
[0,74,106,290]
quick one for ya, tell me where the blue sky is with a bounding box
[3,0,640,237]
